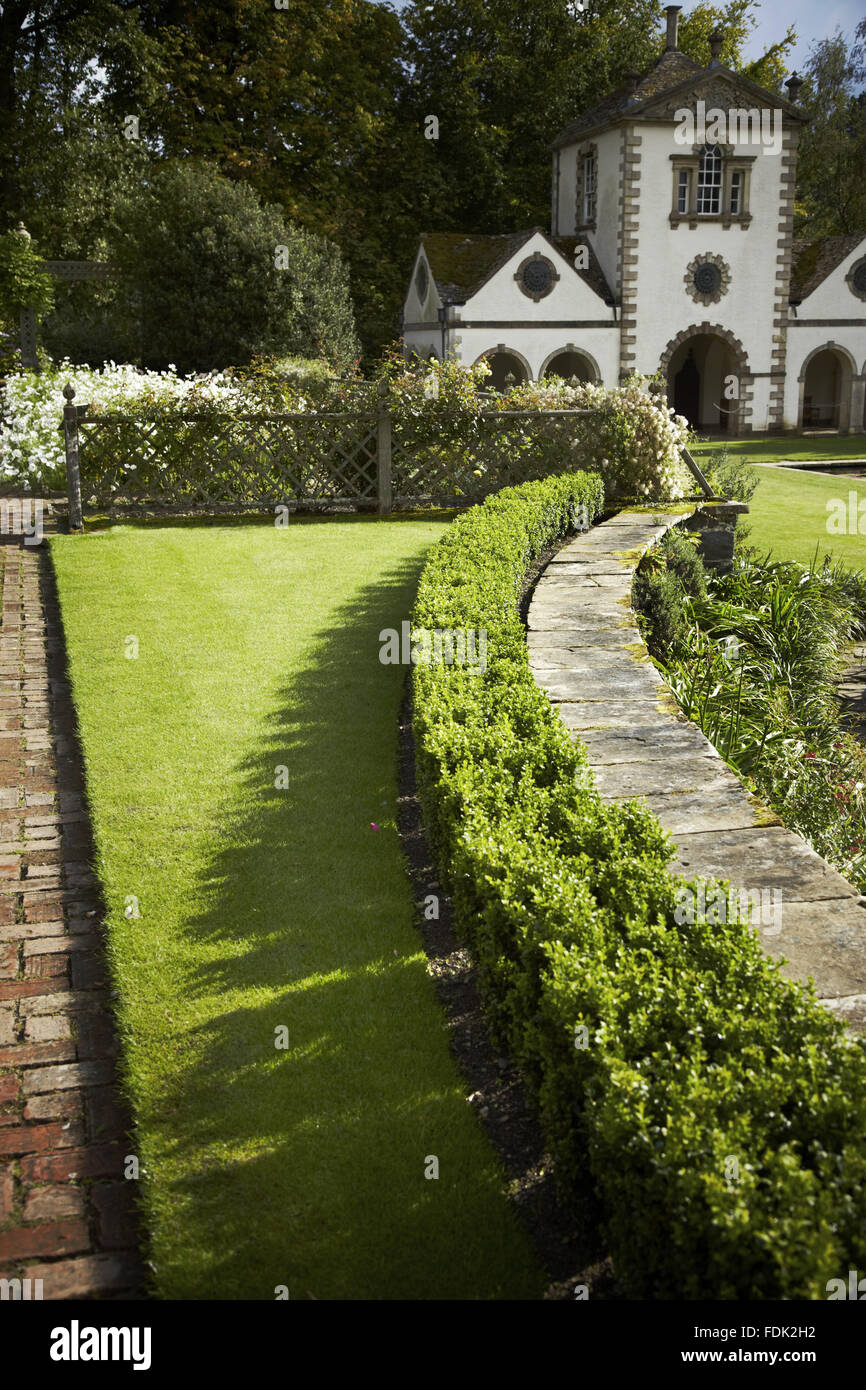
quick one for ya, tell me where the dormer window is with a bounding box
[696,144,722,215]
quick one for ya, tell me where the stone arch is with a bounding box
[797,342,857,433]
[539,345,602,383]
[473,345,533,391]
[659,322,752,435]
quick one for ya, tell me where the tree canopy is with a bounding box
[1,0,857,363]
[109,162,360,373]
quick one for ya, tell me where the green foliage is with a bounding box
[413,476,866,1296]
[656,549,866,888]
[109,163,360,373]
[677,1,795,90]
[794,21,866,237]
[0,231,55,321]
[633,527,707,653]
[703,448,761,504]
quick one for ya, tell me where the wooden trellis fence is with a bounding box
[60,382,620,526]
[61,380,715,527]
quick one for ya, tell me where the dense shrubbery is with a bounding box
[1,355,695,499]
[385,354,694,502]
[633,527,707,653]
[702,447,760,504]
[641,538,866,893]
[108,164,361,374]
[412,474,866,1297]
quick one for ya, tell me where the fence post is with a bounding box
[62,383,84,531]
[377,378,392,516]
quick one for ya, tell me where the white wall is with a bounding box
[630,121,781,395]
[556,127,621,297]
[448,230,618,382]
[453,325,619,383]
[402,247,441,329]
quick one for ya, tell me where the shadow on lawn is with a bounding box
[143,547,543,1301]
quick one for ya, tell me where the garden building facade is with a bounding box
[402,6,866,435]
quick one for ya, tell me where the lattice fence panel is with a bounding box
[76,412,379,513]
[392,410,598,504]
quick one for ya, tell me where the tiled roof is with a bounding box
[553,49,703,148]
[419,231,530,305]
[790,234,866,301]
[419,229,612,306]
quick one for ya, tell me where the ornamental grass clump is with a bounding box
[644,540,866,893]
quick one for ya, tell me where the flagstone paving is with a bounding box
[528,510,866,1033]
[0,503,141,1300]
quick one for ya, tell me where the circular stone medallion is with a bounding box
[693,262,722,295]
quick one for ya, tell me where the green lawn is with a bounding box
[723,465,865,570]
[50,515,544,1301]
[691,434,866,465]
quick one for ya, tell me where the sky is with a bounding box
[378,1,864,73]
[743,0,863,70]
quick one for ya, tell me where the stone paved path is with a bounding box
[0,505,142,1299]
[838,640,866,745]
[528,510,866,1033]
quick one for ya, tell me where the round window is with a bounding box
[522,259,553,295]
[693,263,722,295]
[852,262,866,295]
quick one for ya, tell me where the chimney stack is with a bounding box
[665,6,681,51]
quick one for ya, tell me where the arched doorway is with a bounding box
[542,349,599,383]
[476,347,530,392]
[800,347,853,431]
[664,331,742,433]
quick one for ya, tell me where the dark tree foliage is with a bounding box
[109,163,360,372]
[4,0,853,363]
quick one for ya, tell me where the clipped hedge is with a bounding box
[411,472,866,1299]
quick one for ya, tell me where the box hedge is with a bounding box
[411,472,866,1299]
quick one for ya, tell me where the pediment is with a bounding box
[640,70,801,124]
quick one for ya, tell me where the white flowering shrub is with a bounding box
[502,372,693,500]
[0,362,250,491]
[1,357,693,502]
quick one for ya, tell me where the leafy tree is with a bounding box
[109,162,360,372]
[0,227,55,320]
[135,0,416,358]
[0,1,159,234]
[794,22,866,237]
[675,1,795,89]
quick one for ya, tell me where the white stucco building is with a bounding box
[401,7,866,435]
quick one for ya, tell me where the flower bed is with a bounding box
[636,531,866,894]
[412,472,866,1298]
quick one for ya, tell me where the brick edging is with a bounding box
[0,515,143,1300]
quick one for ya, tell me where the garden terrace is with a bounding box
[527,510,866,1031]
[412,473,866,1299]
